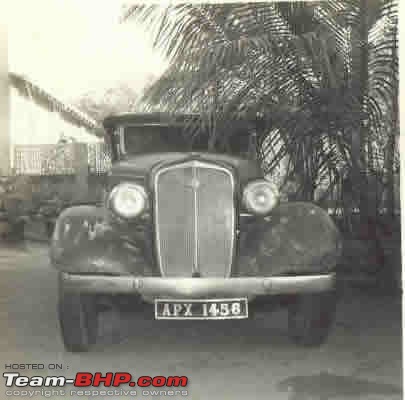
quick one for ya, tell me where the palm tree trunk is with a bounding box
[385,23,398,218]
[385,128,397,218]
[353,0,370,224]
[208,73,219,151]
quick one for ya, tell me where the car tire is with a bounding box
[287,291,337,347]
[58,277,98,353]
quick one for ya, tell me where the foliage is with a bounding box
[41,135,77,175]
[0,175,37,227]
[123,1,398,214]
[76,84,142,122]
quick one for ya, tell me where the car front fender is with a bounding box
[236,202,343,276]
[50,205,156,276]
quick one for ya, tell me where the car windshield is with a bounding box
[122,124,192,154]
[112,119,254,158]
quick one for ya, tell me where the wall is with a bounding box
[9,87,102,171]
[0,11,9,175]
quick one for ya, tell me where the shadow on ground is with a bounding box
[277,372,402,400]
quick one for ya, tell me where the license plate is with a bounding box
[155,298,248,320]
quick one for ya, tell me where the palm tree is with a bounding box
[123,1,398,217]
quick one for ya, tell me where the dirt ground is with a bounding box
[0,241,402,400]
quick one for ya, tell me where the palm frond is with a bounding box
[122,1,398,207]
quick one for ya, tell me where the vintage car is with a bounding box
[50,113,342,352]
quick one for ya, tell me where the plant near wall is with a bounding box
[0,174,37,239]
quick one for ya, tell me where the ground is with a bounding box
[0,242,402,400]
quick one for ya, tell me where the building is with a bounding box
[0,17,9,176]
[8,72,108,175]
[9,72,103,144]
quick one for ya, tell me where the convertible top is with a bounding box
[102,113,201,130]
[103,112,265,130]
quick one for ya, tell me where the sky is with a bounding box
[8,0,168,103]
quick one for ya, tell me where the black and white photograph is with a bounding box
[0,1,402,399]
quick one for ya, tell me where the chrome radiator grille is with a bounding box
[154,160,235,277]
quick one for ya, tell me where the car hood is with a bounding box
[109,152,263,183]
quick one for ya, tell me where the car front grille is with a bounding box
[154,160,235,277]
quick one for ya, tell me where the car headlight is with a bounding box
[243,180,279,215]
[108,183,148,219]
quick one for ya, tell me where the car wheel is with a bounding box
[58,277,98,352]
[287,291,337,347]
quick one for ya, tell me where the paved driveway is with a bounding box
[0,242,402,399]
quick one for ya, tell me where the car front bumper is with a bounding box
[60,272,336,302]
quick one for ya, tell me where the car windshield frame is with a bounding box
[105,114,261,161]
[112,122,197,159]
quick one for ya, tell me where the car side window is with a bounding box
[118,126,126,155]
[112,126,126,158]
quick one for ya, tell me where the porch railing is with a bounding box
[13,143,112,176]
